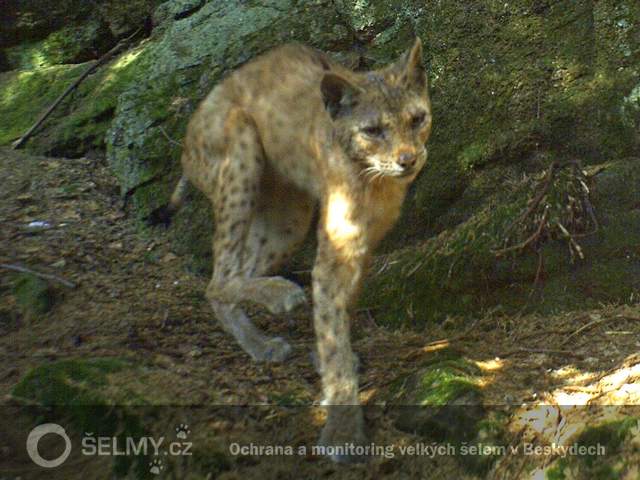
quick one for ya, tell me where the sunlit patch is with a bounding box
[553,391,591,405]
[0,71,35,106]
[326,190,362,246]
[550,365,596,384]
[476,358,504,372]
[110,49,143,71]
[517,405,564,434]
[310,406,327,426]
[419,342,450,353]
[359,388,376,403]
[529,467,547,480]
[100,49,144,86]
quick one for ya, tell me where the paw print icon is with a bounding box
[175,424,191,440]
[149,458,164,475]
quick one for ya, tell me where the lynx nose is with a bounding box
[397,151,417,170]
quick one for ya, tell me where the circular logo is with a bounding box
[26,423,72,468]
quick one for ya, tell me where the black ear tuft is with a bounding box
[320,73,360,119]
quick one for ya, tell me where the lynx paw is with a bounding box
[318,405,368,464]
[256,277,307,314]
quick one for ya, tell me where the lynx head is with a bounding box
[321,38,432,182]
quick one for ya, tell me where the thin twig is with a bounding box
[159,126,183,147]
[494,206,549,257]
[501,162,557,241]
[499,347,584,359]
[516,328,574,342]
[562,316,640,345]
[0,263,77,289]
[12,28,142,149]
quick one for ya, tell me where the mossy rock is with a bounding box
[390,349,506,475]
[3,0,639,274]
[12,273,55,317]
[0,0,96,48]
[0,64,85,145]
[365,158,640,327]
[389,350,482,408]
[542,416,640,480]
[397,0,639,242]
[0,40,151,154]
[12,358,152,477]
[1,0,161,61]
[13,357,129,407]
[390,350,484,438]
[4,21,113,70]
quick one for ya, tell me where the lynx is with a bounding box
[153,38,432,462]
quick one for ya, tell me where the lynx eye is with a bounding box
[411,112,426,129]
[361,125,385,138]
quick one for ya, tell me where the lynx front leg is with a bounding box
[313,188,369,463]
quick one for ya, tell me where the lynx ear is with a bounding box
[320,73,361,119]
[394,37,427,92]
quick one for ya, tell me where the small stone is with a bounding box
[189,347,203,358]
[162,252,178,263]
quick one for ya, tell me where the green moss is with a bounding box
[4,41,53,70]
[51,46,152,156]
[544,417,639,479]
[545,460,570,480]
[12,358,131,456]
[0,65,85,145]
[414,359,481,406]
[12,358,128,406]
[366,159,640,328]
[12,273,55,317]
[391,351,505,475]
[577,418,638,462]
[0,42,151,154]
[12,358,153,477]
[4,23,104,70]
[389,351,482,406]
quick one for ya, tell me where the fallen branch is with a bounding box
[12,28,142,149]
[0,263,77,289]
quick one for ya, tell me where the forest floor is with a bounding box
[1,147,640,479]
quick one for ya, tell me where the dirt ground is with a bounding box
[1,147,640,479]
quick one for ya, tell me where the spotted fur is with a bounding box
[163,38,432,462]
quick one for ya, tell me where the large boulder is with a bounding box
[0,0,162,71]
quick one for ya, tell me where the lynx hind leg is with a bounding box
[203,109,289,362]
[240,174,314,314]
